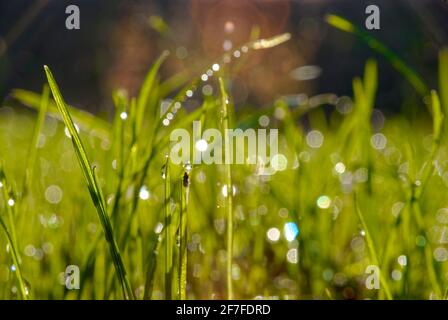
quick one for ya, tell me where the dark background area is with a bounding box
[0,0,447,114]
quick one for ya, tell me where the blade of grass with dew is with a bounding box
[178,170,189,300]
[22,84,49,195]
[0,166,28,299]
[326,14,429,98]
[219,77,234,299]
[407,91,444,298]
[354,193,392,299]
[44,65,134,300]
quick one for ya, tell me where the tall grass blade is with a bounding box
[44,65,134,300]
[219,77,234,299]
[354,194,392,300]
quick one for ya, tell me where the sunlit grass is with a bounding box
[0,15,447,300]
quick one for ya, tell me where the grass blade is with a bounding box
[219,77,234,299]
[44,65,134,300]
[22,84,49,195]
[354,193,392,300]
[326,14,429,98]
[163,158,174,299]
[0,166,28,299]
[178,170,189,300]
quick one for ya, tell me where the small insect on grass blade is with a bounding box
[44,65,135,300]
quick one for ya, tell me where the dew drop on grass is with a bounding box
[195,139,208,152]
[433,247,448,262]
[370,133,387,150]
[306,130,324,148]
[266,227,280,243]
[201,74,208,82]
[186,90,193,98]
[45,185,63,204]
[212,63,220,72]
[397,255,407,266]
[287,248,298,264]
[0,181,3,188]
[334,162,346,174]
[64,123,80,138]
[139,186,150,200]
[284,222,299,242]
[184,162,192,173]
[120,112,128,120]
[391,270,402,281]
[270,154,288,171]
[7,198,15,207]
[317,195,331,209]
[258,115,270,127]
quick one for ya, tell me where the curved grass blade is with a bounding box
[326,14,429,98]
[44,65,134,300]
[12,89,110,140]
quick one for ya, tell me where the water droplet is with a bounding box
[286,248,298,264]
[266,227,280,243]
[397,255,407,266]
[7,198,15,207]
[306,130,324,148]
[284,222,299,242]
[195,139,208,152]
[120,112,128,120]
[212,63,220,72]
[45,185,63,204]
[139,186,150,200]
[334,162,346,174]
[317,195,331,209]
[223,40,232,51]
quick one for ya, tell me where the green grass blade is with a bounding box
[12,89,110,140]
[163,157,174,299]
[0,166,28,299]
[22,84,49,195]
[354,194,392,300]
[44,65,134,300]
[219,77,234,300]
[178,171,189,300]
[326,14,429,98]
